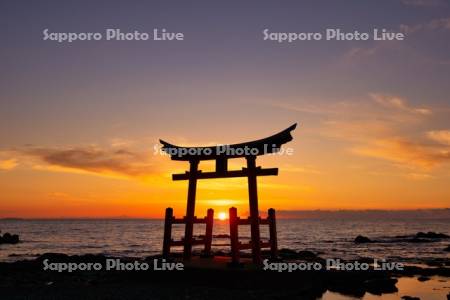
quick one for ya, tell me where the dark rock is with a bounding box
[297,250,317,260]
[424,258,448,268]
[358,257,374,264]
[213,234,230,238]
[447,292,450,300]
[354,235,372,244]
[401,296,420,300]
[364,278,398,295]
[276,248,319,260]
[415,232,449,239]
[417,276,430,282]
[278,248,299,259]
[444,245,450,252]
[36,253,109,264]
[11,234,20,244]
[0,232,20,244]
[72,254,108,263]
[36,253,70,263]
[212,250,227,256]
[328,280,366,298]
[408,237,433,243]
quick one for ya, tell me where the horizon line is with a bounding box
[1,208,448,220]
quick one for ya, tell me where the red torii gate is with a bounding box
[160,124,297,264]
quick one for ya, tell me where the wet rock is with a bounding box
[276,249,320,260]
[406,232,449,243]
[424,258,449,268]
[36,253,109,265]
[328,280,366,298]
[415,232,449,239]
[72,254,108,263]
[358,257,374,264]
[36,253,70,263]
[212,250,227,256]
[417,276,430,282]
[408,237,433,243]
[278,248,299,259]
[401,296,420,300]
[0,232,20,244]
[297,250,317,260]
[354,235,372,244]
[364,278,398,295]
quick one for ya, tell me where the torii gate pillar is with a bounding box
[184,159,199,259]
[246,156,261,264]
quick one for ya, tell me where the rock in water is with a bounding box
[415,232,449,239]
[278,248,299,259]
[354,235,372,243]
[0,232,20,244]
[364,278,398,295]
[36,253,70,263]
[297,250,317,260]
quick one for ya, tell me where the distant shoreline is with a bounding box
[1,208,449,220]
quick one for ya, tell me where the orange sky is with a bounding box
[1,108,449,218]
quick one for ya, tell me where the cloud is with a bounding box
[405,173,434,180]
[400,0,447,7]
[273,93,431,124]
[109,138,136,148]
[370,93,432,115]
[342,17,450,65]
[318,94,432,144]
[272,93,449,171]
[352,137,450,169]
[0,158,18,170]
[344,47,378,60]
[339,96,448,169]
[400,17,450,34]
[427,130,450,145]
[17,146,160,179]
[281,165,322,175]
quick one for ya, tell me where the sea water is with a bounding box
[0,218,448,263]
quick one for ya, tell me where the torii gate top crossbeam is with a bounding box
[160,123,297,161]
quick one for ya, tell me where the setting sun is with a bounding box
[218,212,227,220]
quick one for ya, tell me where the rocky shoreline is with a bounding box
[0,249,448,300]
[0,232,448,299]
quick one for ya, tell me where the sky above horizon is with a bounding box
[1,0,450,218]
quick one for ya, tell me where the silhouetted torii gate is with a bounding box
[160,123,297,263]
